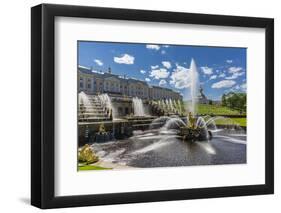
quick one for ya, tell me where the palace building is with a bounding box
[78,65,182,101]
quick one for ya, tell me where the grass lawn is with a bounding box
[196,104,243,115]
[78,164,112,171]
[183,103,247,127]
[230,118,247,127]
[215,117,247,127]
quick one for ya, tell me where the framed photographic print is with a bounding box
[31,4,274,209]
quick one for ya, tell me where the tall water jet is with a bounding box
[98,93,116,119]
[133,97,146,116]
[169,99,175,112]
[79,91,92,110]
[177,99,183,115]
[173,99,178,113]
[161,100,165,109]
[189,58,199,115]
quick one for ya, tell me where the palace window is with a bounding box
[79,78,83,88]
[87,79,91,88]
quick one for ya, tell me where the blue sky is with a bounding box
[78,41,246,101]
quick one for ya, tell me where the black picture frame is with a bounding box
[31,3,274,209]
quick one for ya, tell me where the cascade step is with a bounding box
[79,104,103,106]
[79,108,106,112]
[79,112,107,115]
[79,114,108,118]
[79,106,104,110]
[79,94,113,122]
[79,117,111,122]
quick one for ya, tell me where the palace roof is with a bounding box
[78,65,178,93]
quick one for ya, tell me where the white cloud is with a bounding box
[114,54,134,64]
[162,61,172,69]
[140,70,146,74]
[218,73,226,78]
[209,75,217,80]
[225,72,245,80]
[159,79,167,86]
[201,66,213,75]
[94,59,103,66]
[145,78,151,82]
[212,80,236,89]
[151,65,159,69]
[161,50,166,55]
[150,68,169,79]
[146,44,160,51]
[162,45,170,48]
[228,66,243,73]
[223,66,245,79]
[170,65,191,89]
[226,60,233,64]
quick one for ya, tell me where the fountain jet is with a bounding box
[133,97,146,116]
[79,91,92,110]
[98,94,116,119]
[189,58,199,115]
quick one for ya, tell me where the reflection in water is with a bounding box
[91,126,246,168]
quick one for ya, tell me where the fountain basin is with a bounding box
[179,127,212,142]
[95,132,115,143]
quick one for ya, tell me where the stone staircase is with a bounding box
[79,95,111,122]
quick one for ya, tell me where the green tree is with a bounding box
[222,92,246,113]
[221,94,227,106]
